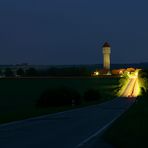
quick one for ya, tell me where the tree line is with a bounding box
[0,67,91,77]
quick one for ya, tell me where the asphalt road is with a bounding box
[0,98,134,148]
[121,76,139,97]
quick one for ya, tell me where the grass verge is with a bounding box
[103,93,148,148]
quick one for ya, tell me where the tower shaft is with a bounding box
[103,53,110,69]
[102,45,111,70]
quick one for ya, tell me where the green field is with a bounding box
[0,77,119,124]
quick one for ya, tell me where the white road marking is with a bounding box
[0,98,118,128]
[75,101,134,148]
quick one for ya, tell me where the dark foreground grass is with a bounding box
[103,94,148,148]
[0,77,119,124]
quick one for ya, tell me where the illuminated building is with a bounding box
[103,42,111,70]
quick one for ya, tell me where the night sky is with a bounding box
[0,0,148,65]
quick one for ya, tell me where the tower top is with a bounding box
[103,42,110,47]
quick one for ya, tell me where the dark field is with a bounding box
[0,77,119,124]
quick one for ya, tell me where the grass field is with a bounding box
[0,77,119,124]
[103,93,148,148]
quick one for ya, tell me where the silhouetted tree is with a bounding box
[0,69,2,76]
[47,67,58,76]
[4,68,14,77]
[83,89,101,102]
[139,70,148,78]
[25,68,38,76]
[46,67,90,77]
[16,68,25,77]
[37,87,82,107]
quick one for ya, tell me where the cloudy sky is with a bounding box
[0,0,148,65]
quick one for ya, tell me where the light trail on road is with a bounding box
[132,78,140,97]
[121,70,140,98]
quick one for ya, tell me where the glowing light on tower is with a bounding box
[103,42,111,70]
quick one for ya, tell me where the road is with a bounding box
[121,73,139,97]
[0,98,134,148]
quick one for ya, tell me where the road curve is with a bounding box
[0,98,134,148]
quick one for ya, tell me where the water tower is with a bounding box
[102,42,111,70]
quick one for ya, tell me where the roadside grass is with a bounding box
[103,93,148,148]
[0,77,119,124]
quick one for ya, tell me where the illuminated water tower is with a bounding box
[103,42,111,70]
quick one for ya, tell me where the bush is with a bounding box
[37,87,81,108]
[4,68,14,77]
[83,88,101,102]
[25,68,38,76]
[140,87,148,97]
[16,68,25,77]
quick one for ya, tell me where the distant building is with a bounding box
[111,68,136,75]
[126,68,135,73]
[111,69,126,75]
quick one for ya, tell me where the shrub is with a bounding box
[25,68,38,76]
[4,68,14,77]
[83,88,101,102]
[140,87,148,97]
[16,68,25,77]
[37,87,81,108]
